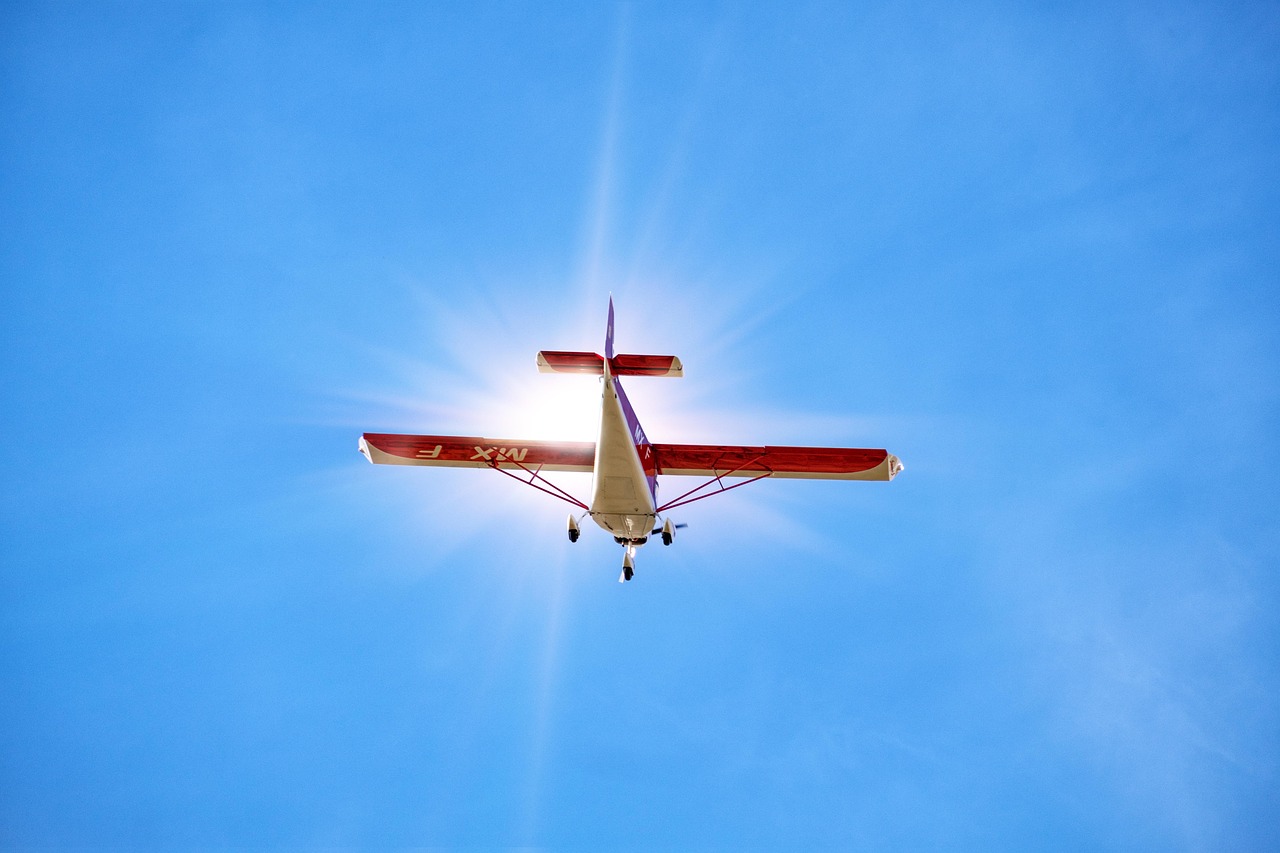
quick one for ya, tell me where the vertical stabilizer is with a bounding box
[605,296,616,359]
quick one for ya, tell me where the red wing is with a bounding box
[652,443,903,481]
[360,433,596,473]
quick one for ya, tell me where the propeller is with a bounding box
[652,523,689,534]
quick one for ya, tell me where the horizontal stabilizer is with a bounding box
[537,351,605,374]
[652,443,904,481]
[360,433,595,472]
[536,350,683,377]
[611,354,683,377]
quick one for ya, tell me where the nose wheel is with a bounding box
[619,545,637,583]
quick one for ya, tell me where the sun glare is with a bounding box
[485,373,601,443]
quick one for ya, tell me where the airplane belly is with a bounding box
[590,379,656,538]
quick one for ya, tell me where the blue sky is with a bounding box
[3,1,1278,848]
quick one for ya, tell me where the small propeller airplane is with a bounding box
[359,298,903,582]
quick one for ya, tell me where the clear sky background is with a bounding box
[3,1,1278,848]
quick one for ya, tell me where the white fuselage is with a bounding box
[589,366,657,541]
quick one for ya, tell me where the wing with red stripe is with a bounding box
[652,443,904,481]
[359,433,596,473]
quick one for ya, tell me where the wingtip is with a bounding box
[887,454,905,479]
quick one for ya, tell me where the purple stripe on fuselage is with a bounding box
[612,376,658,505]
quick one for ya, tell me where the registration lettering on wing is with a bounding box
[469,446,529,462]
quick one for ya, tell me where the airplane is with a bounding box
[358,298,904,582]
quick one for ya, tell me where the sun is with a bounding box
[485,372,602,443]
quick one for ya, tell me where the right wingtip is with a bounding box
[888,454,904,480]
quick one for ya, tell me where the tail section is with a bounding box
[606,297,616,359]
[536,351,682,377]
[536,299,682,377]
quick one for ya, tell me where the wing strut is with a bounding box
[485,451,589,510]
[656,455,773,513]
